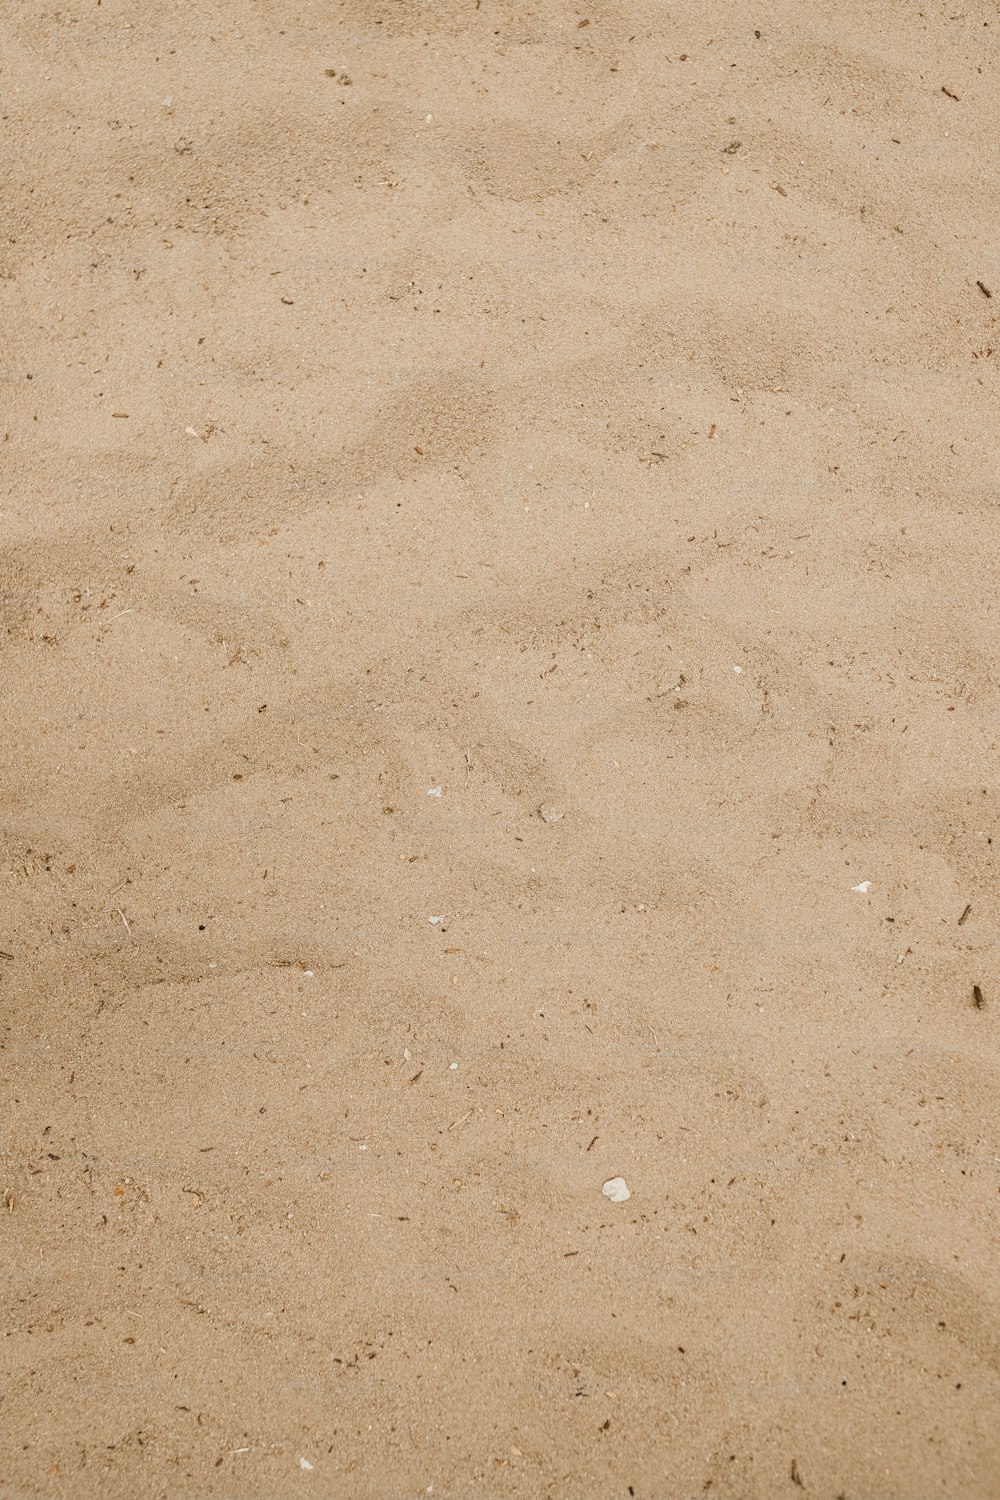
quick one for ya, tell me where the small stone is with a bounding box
[602,1176,630,1203]
[539,804,564,823]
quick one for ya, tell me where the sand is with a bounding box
[2,1,999,1495]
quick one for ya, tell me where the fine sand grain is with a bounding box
[2,2,999,1496]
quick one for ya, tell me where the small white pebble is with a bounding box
[733,665,744,675]
[429,915,444,925]
[449,1061,458,1070]
[304,969,314,977]
[403,1047,411,1061]
[602,1177,631,1203]
[427,785,442,797]
[299,1457,314,1471]
[852,881,872,893]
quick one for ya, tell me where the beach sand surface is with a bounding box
[2,1,999,1495]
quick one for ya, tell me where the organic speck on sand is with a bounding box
[602,1176,630,1203]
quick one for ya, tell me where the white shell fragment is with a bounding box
[427,786,443,797]
[602,1176,631,1203]
[852,881,872,893]
[429,915,444,925]
[539,804,564,823]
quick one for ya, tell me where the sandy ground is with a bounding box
[2,1,999,1496]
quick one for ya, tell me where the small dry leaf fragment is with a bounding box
[770,181,787,196]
